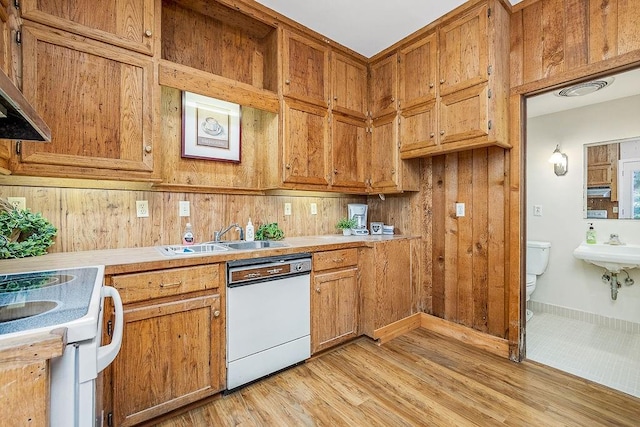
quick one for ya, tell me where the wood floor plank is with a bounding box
[155,329,640,427]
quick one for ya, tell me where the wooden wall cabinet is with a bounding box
[399,0,510,159]
[21,0,155,56]
[282,29,329,107]
[311,249,359,353]
[106,265,224,427]
[11,24,156,181]
[282,98,330,187]
[331,51,368,119]
[369,53,398,119]
[330,114,368,191]
[359,239,414,337]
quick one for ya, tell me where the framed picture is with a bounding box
[182,91,241,162]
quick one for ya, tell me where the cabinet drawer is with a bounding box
[313,249,358,272]
[111,265,221,304]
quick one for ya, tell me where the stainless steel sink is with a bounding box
[223,241,288,250]
[157,243,229,256]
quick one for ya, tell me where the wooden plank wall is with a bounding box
[511,0,640,89]
[0,183,366,253]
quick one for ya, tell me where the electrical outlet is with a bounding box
[310,203,317,215]
[136,200,149,218]
[455,203,465,217]
[179,201,190,217]
[533,205,543,217]
[7,197,26,210]
[284,202,292,216]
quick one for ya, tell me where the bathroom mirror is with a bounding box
[584,137,640,220]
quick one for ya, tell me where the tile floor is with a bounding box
[526,310,640,398]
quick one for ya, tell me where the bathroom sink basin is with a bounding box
[573,242,640,272]
[157,243,229,256]
[223,241,289,250]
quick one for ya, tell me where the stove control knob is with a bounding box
[294,263,304,272]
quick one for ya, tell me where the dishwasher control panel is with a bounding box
[227,254,312,287]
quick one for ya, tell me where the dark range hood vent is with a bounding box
[0,69,51,141]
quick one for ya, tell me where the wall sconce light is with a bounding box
[548,145,568,176]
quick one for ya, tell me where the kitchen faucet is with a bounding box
[214,223,244,242]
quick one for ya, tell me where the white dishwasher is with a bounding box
[226,253,312,391]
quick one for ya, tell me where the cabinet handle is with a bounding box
[144,29,152,37]
[285,79,291,85]
[390,97,395,102]
[285,163,291,169]
[334,169,338,174]
[144,145,152,153]
[332,258,344,263]
[391,169,396,175]
[315,287,321,293]
[334,96,338,100]
[159,281,182,288]
[440,130,445,135]
[430,132,435,138]
[429,83,434,88]
[213,310,221,318]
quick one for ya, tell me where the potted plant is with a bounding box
[255,222,285,241]
[336,217,357,236]
[0,198,57,259]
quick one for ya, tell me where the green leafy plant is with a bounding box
[335,217,357,230]
[255,222,285,241]
[0,209,57,259]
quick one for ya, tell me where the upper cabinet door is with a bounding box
[282,98,330,187]
[21,0,155,55]
[369,53,398,119]
[14,25,155,181]
[282,30,329,107]
[331,114,368,190]
[438,2,488,96]
[331,52,367,119]
[399,32,437,110]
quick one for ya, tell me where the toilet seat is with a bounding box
[526,274,536,287]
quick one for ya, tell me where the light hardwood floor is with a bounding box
[154,329,640,426]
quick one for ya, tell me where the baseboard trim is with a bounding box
[373,313,422,344]
[419,313,509,358]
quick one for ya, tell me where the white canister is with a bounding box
[382,225,394,235]
[370,222,383,235]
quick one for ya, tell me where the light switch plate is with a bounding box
[284,202,292,216]
[455,203,465,217]
[533,205,542,216]
[179,201,190,217]
[310,203,317,215]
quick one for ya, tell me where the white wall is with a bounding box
[526,94,640,323]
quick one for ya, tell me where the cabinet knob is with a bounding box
[315,287,321,293]
[440,130,445,135]
[440,79,445,84]
[213,310,220,318]
[285,79,291,85]
[144,29,152,37]
[285,163,291,169]
[334,96,338,101]
[391,169,396,175]
[390,97,395,102]
[144,145,152,153]
[430,132,435,138]
[429,83,434,88]
[334,169,338,174]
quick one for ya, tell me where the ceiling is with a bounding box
[527,67,640,118]
[255,0,523,58]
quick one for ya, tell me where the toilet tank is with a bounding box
[526,240,551,275]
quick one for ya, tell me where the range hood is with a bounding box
[0,69,51,141]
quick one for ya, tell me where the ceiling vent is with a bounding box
[555,77,615,97]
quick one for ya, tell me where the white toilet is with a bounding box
[526,240,551,321]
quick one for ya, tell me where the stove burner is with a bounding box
[0,273,75,294]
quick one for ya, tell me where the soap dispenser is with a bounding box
[245,218,255,242]
[586,223,597,244]
[182,223,195,245]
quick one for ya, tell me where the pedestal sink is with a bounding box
[573,242,640,273]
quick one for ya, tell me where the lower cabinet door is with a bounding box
[111,294,223,427]
[311,268,358,353]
